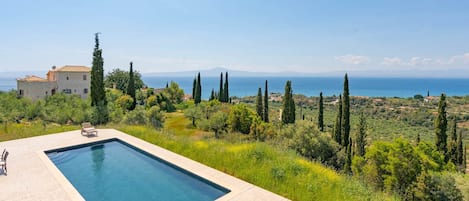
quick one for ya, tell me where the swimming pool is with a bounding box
[46,139,229,201]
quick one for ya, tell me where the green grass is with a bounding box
[116,112,398,201]
[0,121,78,142]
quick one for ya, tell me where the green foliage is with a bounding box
[224,72,229,102]
[228,104,255,134]
[341,73,350,148]
[209,111,227,138]
[456,131,464,170]
[333,95,342,144]
[162,81,184,104]
[290,121,342,168]
[122,106,147,125]
[263,80,269,123]
[116,94,134,111]
[219,72,224,102]
[184,105,202,127]
[90,33,106,108]
[411,172,463,201]
[117,118,396,201]
[147,106,164,128]
[282,80,295,124]
[249,116,275,141]
[104,68,144,92]
[318,92,324,132]
[146,95,158,108]
[127,62,136,110]
[256,87,263,119]
[192,78,196,100]
[42,93,92,124]
[355,111,367,157]
[448,120,458,165]
[435,93,448,156]
[91,100,109,125]
[194,72,202,104]
[352,138,456,198]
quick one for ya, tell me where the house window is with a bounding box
[19,89,24,96]
[66,76,69,80]
[63,89,72,94]
[83,75,87,80]
[84,88,88,94]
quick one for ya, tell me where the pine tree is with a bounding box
[256,87,263,119]
[435,93,448,157]
[282,80,295,124]
[195,72,202,104]
[218,73,224,101]
[223,72,229,102]
[263,80,269,123]
[318,92,324,132]
[127,62,136,110]
[355,111,367,157]
[333,95,342,144]
[90,32,106,107]
[192,77,196,100]
[341,74,350,148]
[449,120,458,164]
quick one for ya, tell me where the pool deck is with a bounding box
[0,129,289,201]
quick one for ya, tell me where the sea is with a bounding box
[2,76,468,98]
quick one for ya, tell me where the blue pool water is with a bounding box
[46,139,229,201]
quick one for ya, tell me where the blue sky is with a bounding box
[1,0,469,76]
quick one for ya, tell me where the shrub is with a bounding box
[122,107,147,125]
[147,106,164,128]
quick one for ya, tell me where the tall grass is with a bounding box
[117,113,398,201]
[0,121,78,142]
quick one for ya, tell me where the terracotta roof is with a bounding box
[17,75,49,82]
[54,65,91,72]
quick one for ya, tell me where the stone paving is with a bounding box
[0,129,289,201]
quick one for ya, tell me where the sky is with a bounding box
[1,0,469,77]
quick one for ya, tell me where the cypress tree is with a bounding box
[344,137,352,174]
[256,87,263,119]
[435,93,448,157]
[223,72,229,102]
[195,72,202,104]
[341,74,350,147]
[457,130,464,165]
[333,95,342,144]
[127,62,136,110]
[318,92,324,132]
[449,120,458,164]
[355,111,367,157]
[290,88,295,122]
[263,80,269,123]
[209,88,215,101]
[192,78,196,100]
[463,145,466,173]
[90,32,106,107]
[282,80,295,124]
[219,73,224,101]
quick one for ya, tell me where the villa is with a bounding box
[17,65,91,101]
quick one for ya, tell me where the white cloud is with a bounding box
[380,53,469,67]
[335,54,370,65]
[381,57,403,65]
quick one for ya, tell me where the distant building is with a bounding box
[17,65,91,101]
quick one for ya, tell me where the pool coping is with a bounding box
[0,129,289,201]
